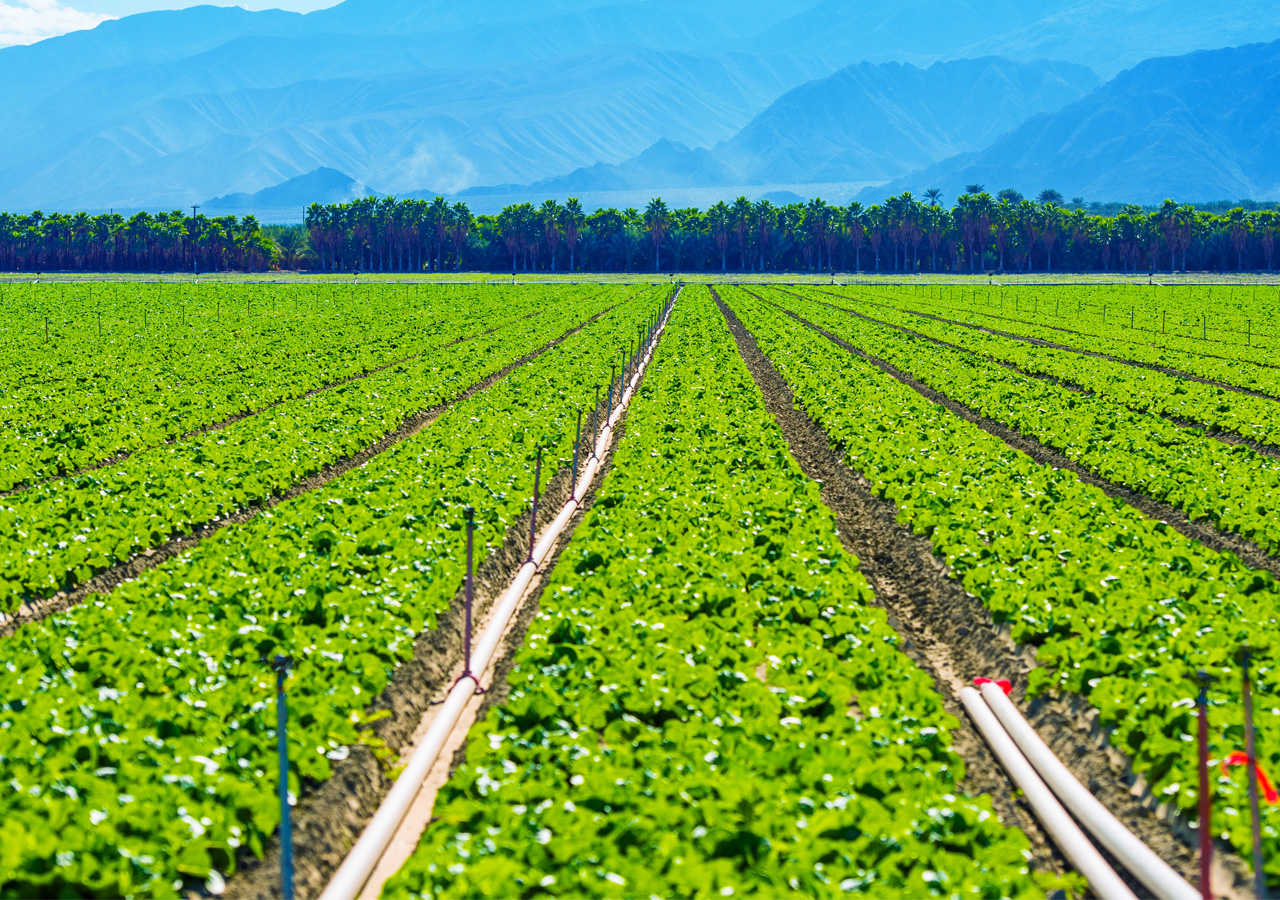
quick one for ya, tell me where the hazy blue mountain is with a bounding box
[745,0,1064,67]
[716,57,1099,184]
[3,0,1279,213]
[205,167,377,213]
[747,0,1280,77]
[473,57,1099,197]
[867,40,1280,203]
[514,140,740,194]
[956,0,1280,78]
[0,45,833,210]
[0,6,300,108]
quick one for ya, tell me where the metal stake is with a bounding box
[273,655,294,900]
[461,507,476,681]
[589,385,600,458]
[1242,645,1267,899]
[607,365,616,415]
[527,448,542,563]
[571,410,582,488]
[1196,673,1213,900]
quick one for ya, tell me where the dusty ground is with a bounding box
[715,289,1253,897]
[226,298,673,900]
[0,308,612,639]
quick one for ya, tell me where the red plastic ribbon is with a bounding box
[1221,751,1280,805]
[973,677,1013,695]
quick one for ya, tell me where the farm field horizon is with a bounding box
[2,279,1278,898]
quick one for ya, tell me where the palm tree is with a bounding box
[1227,208,1251,271]
[644,198,671,272]
[707,202,731,272]
[452,202,471,271]
[541,200,561,272]
[845,203,865,273]
[429,196,450,271]
[924,188,943,206]
[562,198,585,272]
[965,184,985,195]
[804,197,830,271]
[753,199,774,271]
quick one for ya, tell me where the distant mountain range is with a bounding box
[0,0,1277,217]
[867,40,1280,204]
[205,167,377,214]
[504,57,1099,197]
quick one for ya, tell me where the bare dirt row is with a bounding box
[1,312,542,500]
[715,290,1254,895]
[226,298,671,900]
[818,287,1280,401]
[0,307,610,639]
[808,290,1280,459]
[749,289,1280,583]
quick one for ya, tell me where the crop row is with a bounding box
[851,284,1280,395]
[814,288,1280,448]
[721,286,1280,887]
[0,289,625,614]
[385,289,1039,899]
[0,288,668,898]
[771,286,1280,559]
[0,284,578,491]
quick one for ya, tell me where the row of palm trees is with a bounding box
[302,191,1280,275]
[1,191,1275,274]
[0,210,275,272]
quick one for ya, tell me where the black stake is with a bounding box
[1196,671,1213,900]
[589,384,600,459]
[461,507,477,682]
[527,448,542,564]
[1241,646,1267,899]
[572,410,582,488]
[273,655,294,900]
[607,365,616,416]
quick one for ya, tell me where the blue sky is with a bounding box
[0,0,336,47]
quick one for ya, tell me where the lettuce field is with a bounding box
[1,279,1277,898]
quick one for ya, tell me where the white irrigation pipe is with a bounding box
[319,292,678,900]
[960,688,1137,900]
[978,682,1202,900]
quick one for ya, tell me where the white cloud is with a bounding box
[0,0,113,48]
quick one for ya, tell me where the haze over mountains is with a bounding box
[0,0,1277,217]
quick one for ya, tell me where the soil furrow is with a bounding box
[226,295,675,900]
[1,313,543,500]
[714,290,1249,896]
[746,291,1280,582]
[0,307,613,639]
[803,292,1280,457]
[818,288,1280,400]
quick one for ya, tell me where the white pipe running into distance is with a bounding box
[977,681,1202,900]
[318,289,679,900]
[960,687,1138,900]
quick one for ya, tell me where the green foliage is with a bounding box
[725,286,1280,889]
[385,289,1038,899]
[0,289,667,897]
[0,284,622,613]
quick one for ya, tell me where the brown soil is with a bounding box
[717,291,1255,897]
[226,292,676,900]
[805,292,1280,459]
[1,312,546,500]
[816,288,1280,402]
[0,307,614,640]
[749,291,1280,583]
